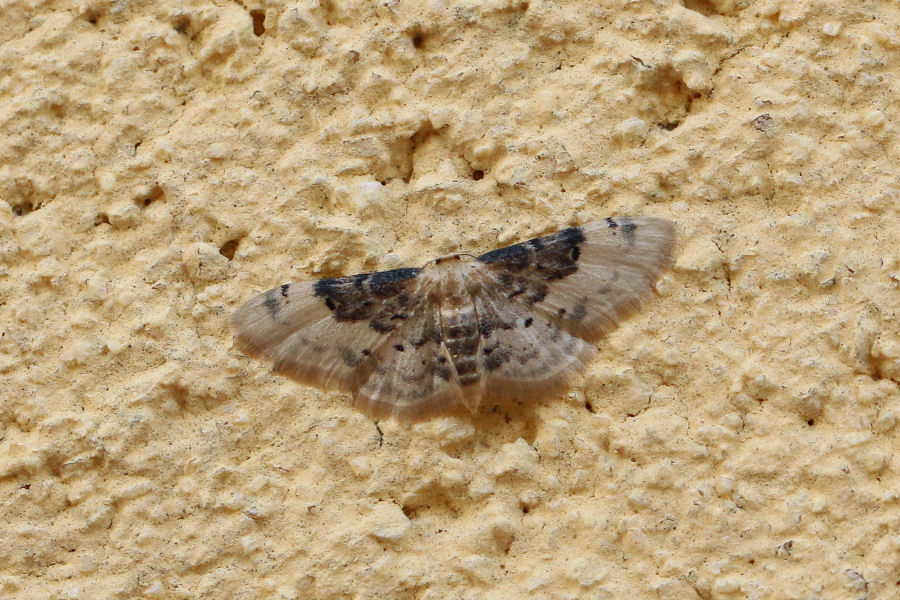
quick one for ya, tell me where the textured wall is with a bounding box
[1,1,899,598]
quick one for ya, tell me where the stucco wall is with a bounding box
[1,1,898,598]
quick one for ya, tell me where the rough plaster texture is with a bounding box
[1,1,899,598]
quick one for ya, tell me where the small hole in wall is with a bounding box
[683,0,719,17]
[172,15,191,34]
[12,200,36,216]
[472,169,484,181]
[135,184,165,208]
[219,238,241,260]
[412,32,424,49]
[584,401,595,413]
[94,213,110,226]
[250,9,265,36]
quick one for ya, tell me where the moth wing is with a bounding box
[539,216,676,341]
[353,304,466,421]
[468,215,674,398]
[230,281,390,393]
[469,278,595,399]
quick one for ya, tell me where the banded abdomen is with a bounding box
[439,298,482,389]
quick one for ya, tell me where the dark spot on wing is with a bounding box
[313,267,422,333]
[477,226,585,306]
[516,346,540,364]
[549,324,562,342]
[370,319,394,333]
[571,303,587,322]
[369,268,420,297]
[596,268,620,295]
[280,284,289,297]
[607,217,636,245]
[473,298,515,333]
[412,310,442,348]
[263,288,281,319]
[527,285,547,304]
[619,218,637,245]
[341,348,361,367]
[362,349,371,356]
[479,318,494,338]
[535,227,585,280]
[524,317,533,328]
[394,344,404,352]
[477,242,532,271]
[484,346,510,371]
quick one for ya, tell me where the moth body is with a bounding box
[426,259,486,411]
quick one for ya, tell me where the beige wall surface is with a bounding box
[1,1,899,598]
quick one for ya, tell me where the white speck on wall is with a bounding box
[618,117,649,144]
[367,502,411,541]
[823,22,841,36]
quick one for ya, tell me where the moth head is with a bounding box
[429,252,477,267]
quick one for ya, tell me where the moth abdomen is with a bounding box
[453,355,481,387]
[439,304,483,388]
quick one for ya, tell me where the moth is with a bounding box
[230,217,676,421]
